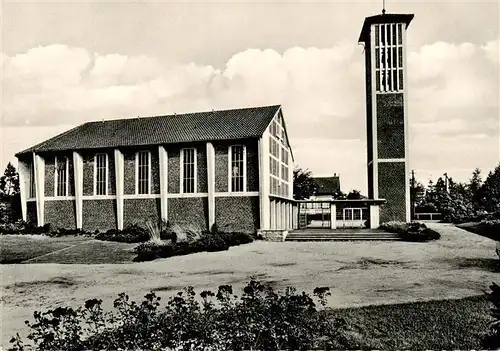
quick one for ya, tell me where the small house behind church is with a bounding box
[15,105,295,233]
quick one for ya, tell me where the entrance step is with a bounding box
[285,232,400,242]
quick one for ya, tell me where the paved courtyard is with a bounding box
[1,223,498,346]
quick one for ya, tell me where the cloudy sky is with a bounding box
[1,0,498,193]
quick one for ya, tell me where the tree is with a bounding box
[346,190,364,200]
[0,162,20,196]
[481,163,500,213]
[410,180,426,208]
[293,167,318,200]
[0,163,21,223]
[469,168,482,195]
[469,168,484,207]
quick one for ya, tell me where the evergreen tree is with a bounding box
[469,168,484,207]
[482,163,500,213]
[0,162,20,196]
[0,163,21,222]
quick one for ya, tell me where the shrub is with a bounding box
[134,231,252,261]
[9,280,354,351]
[0,221,51,235]
[220,231,254,246]
[134,241,173,261]
[380,221,441,242]
[95,224,149,243]
[483,282,500,349]
[198,232,230,252]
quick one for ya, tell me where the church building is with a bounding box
[15,105,295,233]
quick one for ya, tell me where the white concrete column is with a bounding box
[33,153,45,226]
[285,202,292,230]
[281,202,286,230]
[73,151,84,229]
[370,205,380,229]
[292,204,298,229]
[114,149,125,230]
[270,200,275,229]
[258,132,271,230]
[158,146,169,223]
[206,142,216,229]
[330,203,337,229]
[17,158,30,222]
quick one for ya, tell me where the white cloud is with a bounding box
[2,39,499,192]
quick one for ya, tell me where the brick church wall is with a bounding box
[168,197,208,232]
[82,200,117,232]
[45,200,76,229]
[123,198,161,227]
[215,196,259,233]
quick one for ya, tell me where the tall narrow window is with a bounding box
[29,163,35,198]
[230,145,245,192]
[55,156,68,197]
[182,148,196,193]
[137,151,151,194]
[95,153,108,195]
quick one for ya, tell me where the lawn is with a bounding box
[1,223,498,348]
[0,235,136,264]
[333,294,491,349]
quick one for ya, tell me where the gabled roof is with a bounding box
[16,105,281,156]
[313,176,341,195]
[358,13,414,43]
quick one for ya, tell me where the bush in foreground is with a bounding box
[134,231,253,261]
[94,224,150,243]
[0,221,51,235]
[483,282,500,349]
[380,221,441,242]
[9,280,356,351]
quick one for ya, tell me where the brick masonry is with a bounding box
[214,143,229,192]
[123,149,136,195]
[257,229,288,242]
[82,151,94,196]
[123,198,160,227]
[168,147,180,193]
[45,200,76,229]
[168,197,208,231]
[215,196,260,233]
[44,156,55,196]
[197,146,208,193]
[378,162,406,222]
[376,93,405,159]
[107,153,116,195]
[151,148,160,194]
[31,138,264,231]
[82,200,117,232]
[246,140,259,192]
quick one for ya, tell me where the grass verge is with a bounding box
[331,294,491,350]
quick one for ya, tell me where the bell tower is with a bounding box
[359,12,414,223]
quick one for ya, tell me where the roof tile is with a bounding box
[17,105,281,156]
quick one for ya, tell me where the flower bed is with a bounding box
[380,221,441,242]
[134,231,254,261]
